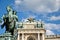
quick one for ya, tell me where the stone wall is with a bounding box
[45,35,60,40]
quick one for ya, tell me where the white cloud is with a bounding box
[14,0,60,13]
[45,23,60,31]
[21,19,28,22]
[46,30,55,35]
[44,23,60,34]
[15,0,22,5]
[49,16,60,21]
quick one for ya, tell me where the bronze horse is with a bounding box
[1,6,18,35]
[1,14,15,35]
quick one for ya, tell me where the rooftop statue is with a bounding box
[27,17,35,23]
[40,21,43,28]
[27,18,44,28]
[1,6,18,35]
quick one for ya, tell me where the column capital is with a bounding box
[38,33,40,34]
[22,33,24,34]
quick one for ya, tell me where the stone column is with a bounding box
[18,33,20,40]
[38,33,40,40]
[22,33,24,40]
[42,33,45,40]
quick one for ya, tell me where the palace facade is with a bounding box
[16,18,60,40]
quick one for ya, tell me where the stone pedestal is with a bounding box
[0,32,12,40]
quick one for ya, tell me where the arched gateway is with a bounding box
[27,36,36,40]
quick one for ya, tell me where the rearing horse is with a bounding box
[1,6,18,35]
[1,14,15,35]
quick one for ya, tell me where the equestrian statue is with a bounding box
[1,6,18,35]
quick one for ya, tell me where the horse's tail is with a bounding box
[1,23,5,29]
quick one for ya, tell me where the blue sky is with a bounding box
[0,0,60,35]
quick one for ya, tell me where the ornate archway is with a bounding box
[27,36,36,40]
